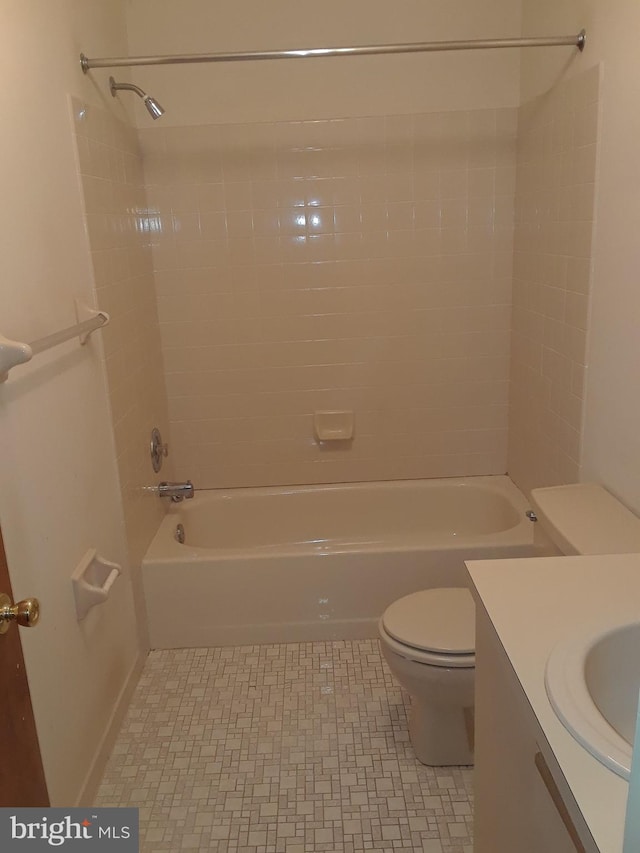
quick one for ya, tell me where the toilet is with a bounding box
[378,483,640,767]
[379,587,476,765]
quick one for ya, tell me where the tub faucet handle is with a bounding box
[158,480,195,502]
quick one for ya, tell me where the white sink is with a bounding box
[545,620,640,779]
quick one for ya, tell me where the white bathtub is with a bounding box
[142,475,535,648]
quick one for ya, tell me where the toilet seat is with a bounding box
[379,621,475,667]
[379,588,476,668]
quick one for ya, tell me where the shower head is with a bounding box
[144,95,165,120]
[109,76,165,120]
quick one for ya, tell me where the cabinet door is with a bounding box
[474,605,597,853]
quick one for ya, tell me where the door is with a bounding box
[0,525,49,806]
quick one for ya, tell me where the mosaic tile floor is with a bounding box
[97,640,473,852]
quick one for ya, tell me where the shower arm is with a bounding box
[81,30,586,72]
[109,76,165,118]
[109,79,146,98]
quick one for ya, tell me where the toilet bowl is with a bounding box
[379,483,640,767]
[378,587,475,766]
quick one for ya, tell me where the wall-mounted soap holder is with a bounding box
[71,549,121,621]
[314,410,354,442]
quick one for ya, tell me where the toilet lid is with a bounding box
[381,588,475,655]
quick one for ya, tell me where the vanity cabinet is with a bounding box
[474,602,599,853]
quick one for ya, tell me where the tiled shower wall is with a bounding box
[508,67,600,495]
[73,100,173,566]
[141,109,517,488]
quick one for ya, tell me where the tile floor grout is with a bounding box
[97,639,473,852]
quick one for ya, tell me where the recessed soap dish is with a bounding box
[71,549,121,621]
[314,410,354,442]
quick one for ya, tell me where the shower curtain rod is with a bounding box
[80,30,585,72]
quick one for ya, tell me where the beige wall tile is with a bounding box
[141,108,516,488]
[74,101,173,565]
[507,67,600,496]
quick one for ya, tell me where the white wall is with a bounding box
[521,2,640,514]
[125,0,522,125]
[0,2,141,805]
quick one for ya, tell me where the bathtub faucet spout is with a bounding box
[158,481,194,502]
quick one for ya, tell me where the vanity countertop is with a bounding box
[466,552,640,853]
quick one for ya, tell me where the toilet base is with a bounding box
[408,697,474,766]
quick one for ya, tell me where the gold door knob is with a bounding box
[0,592,40,634]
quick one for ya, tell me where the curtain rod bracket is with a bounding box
[578,29,586,52]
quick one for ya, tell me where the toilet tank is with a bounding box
[530,483,640,556]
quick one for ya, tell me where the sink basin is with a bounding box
[545,620,640,779]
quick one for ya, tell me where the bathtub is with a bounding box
[142,475,535,648]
